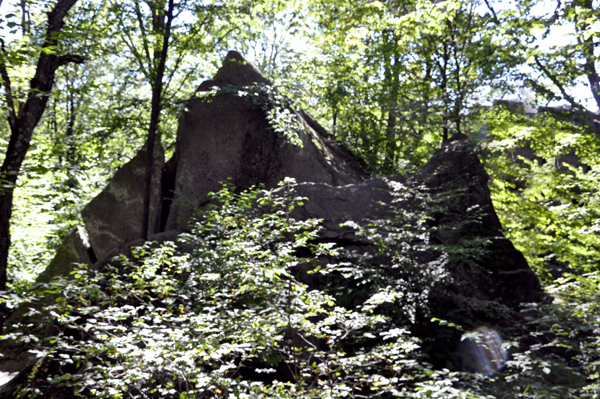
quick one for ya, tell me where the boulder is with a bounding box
[281,134,544,368]
[164,52,367,230]
[81,139,164,260]
[420,134,542,312]
[36,227,95,284]
[285,136,543,317]
[290,178,395,241]
[2,51,546,395]
[276,134,544,317]
[0,358,35,397]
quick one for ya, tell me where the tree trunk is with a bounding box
[440,41,449,141]
[578,0,600,111]
[384,54,400,171]
[0,0,81,294]
[141,0,175,239]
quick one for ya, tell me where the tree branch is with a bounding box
[482,0,499,24]
[534,55,600,132]
[161,6,217,93]
[575,0,600,111]
[112,5,151,82]
[58,54,85,66]
[133,0,153,67]
[117,25,151,82]
[0,38,16,129]
[534,55,587,112]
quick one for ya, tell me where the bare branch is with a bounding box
[482,0,499,23]
[161,7,215,91]
[574,0,600,111]
[534,55,600,131]
[117,23,151,82]
[133,0,152,66]
[534,55,585,111]
[58,54,85,66]
[0,38,16,129]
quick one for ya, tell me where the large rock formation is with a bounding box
[164,50,367,230]
[67,50,367,263]
[0,51,544,394]
[421,134,542,312]
[287,137,543,340]
[196,50,272,91]
[82,139,164,260]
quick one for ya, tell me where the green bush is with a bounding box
[4,178,600,398]
[6,180,440,398]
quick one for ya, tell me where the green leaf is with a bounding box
[41,46,58,55]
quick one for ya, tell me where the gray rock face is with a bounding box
[286,136,543,313]
[420,135,542,312]
[280,136,544,368]
[290,178,395,241]
[165,53,367,230]
[280,136,545,323]
[36,227,94,284]
[82,139,164,260]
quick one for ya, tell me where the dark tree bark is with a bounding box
[141,0,175,239]
[0,0,82,294]
[577,0,600,111]
[384,53,400,172]
[439,40,450,141]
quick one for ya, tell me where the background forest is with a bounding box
[1,0,600,397]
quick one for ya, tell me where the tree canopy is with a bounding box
[1,0,600,397]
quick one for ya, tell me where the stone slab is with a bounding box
[165,93,366,230]
[82,139,164,259]
[36,227,93,284]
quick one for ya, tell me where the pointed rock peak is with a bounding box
[197,50,272,91]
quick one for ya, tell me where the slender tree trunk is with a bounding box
[0,0,81,294]
[332,112,337,136]
[141,0,175,239]
[578,0,600,111]
[20,0,31,36]
[450,23,463,136]
[65,73,78,171]
[385,54,400,171]
[440,41,449,141]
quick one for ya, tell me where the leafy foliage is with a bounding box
[4,181,443,398]
[480,107,600,282]
[3,176,597,398]
[3,0,600,397]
